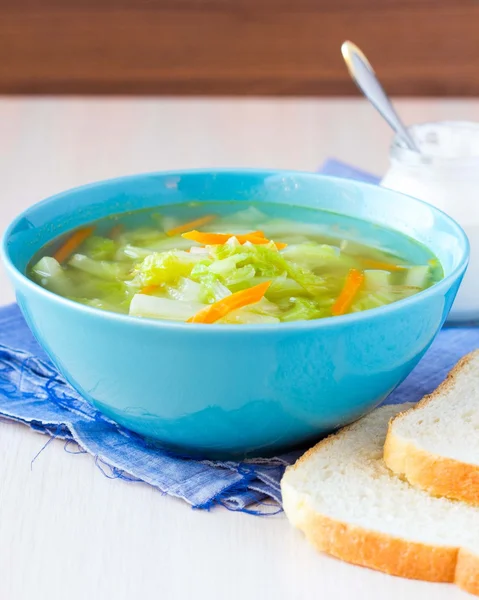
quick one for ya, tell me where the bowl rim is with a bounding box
[1,167,470,334]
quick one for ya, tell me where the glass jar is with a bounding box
[381,121,479,322]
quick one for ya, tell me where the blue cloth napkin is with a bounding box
[1,159,477,513]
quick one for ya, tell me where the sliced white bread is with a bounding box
[384,350,479,506]
[281,403,479,596]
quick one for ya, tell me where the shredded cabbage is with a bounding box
[82,236,118,261]
[280,298,328,322]
[29,207,441,323]
[133,251,204,287]
[31,257,76,297]
[69,254,128,281]
[130,294,205,321]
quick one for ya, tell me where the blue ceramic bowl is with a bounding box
[1,170,468,458]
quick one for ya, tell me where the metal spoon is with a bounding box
[341,40,420,152]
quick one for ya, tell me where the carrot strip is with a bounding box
[182,231,252,244]
[166,215,216,237]
[181,230,286,249]
[140,284,159,295]
[53,227,94,264]
[362,259,405,271]
[332,269,364,316]
[187,281,272,324]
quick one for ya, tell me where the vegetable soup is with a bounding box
[28,202,443,324]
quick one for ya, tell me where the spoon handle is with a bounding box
[342,41,420,152]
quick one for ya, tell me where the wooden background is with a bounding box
[0,0,478,95]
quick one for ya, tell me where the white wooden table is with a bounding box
[0,98,477,600]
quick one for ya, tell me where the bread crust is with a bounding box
[282,396,479,596]
[282,484,479,595]
[384,350,479,505]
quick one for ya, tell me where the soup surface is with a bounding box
[29,202,443,324]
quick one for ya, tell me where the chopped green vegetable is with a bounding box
[280,298,328,322]
[133,251,203,287]
[166,277,202,303]
[69,254,129,281]
[130,294,206,321]
[363,270,391,290]
[212,242,328,296]
[28,202,443,322]
[31,257,75,297]
[198,274,232,304]
[404,265,430,288]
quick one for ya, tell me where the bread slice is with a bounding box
[281,403,479,596]
[384,351,479,506]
